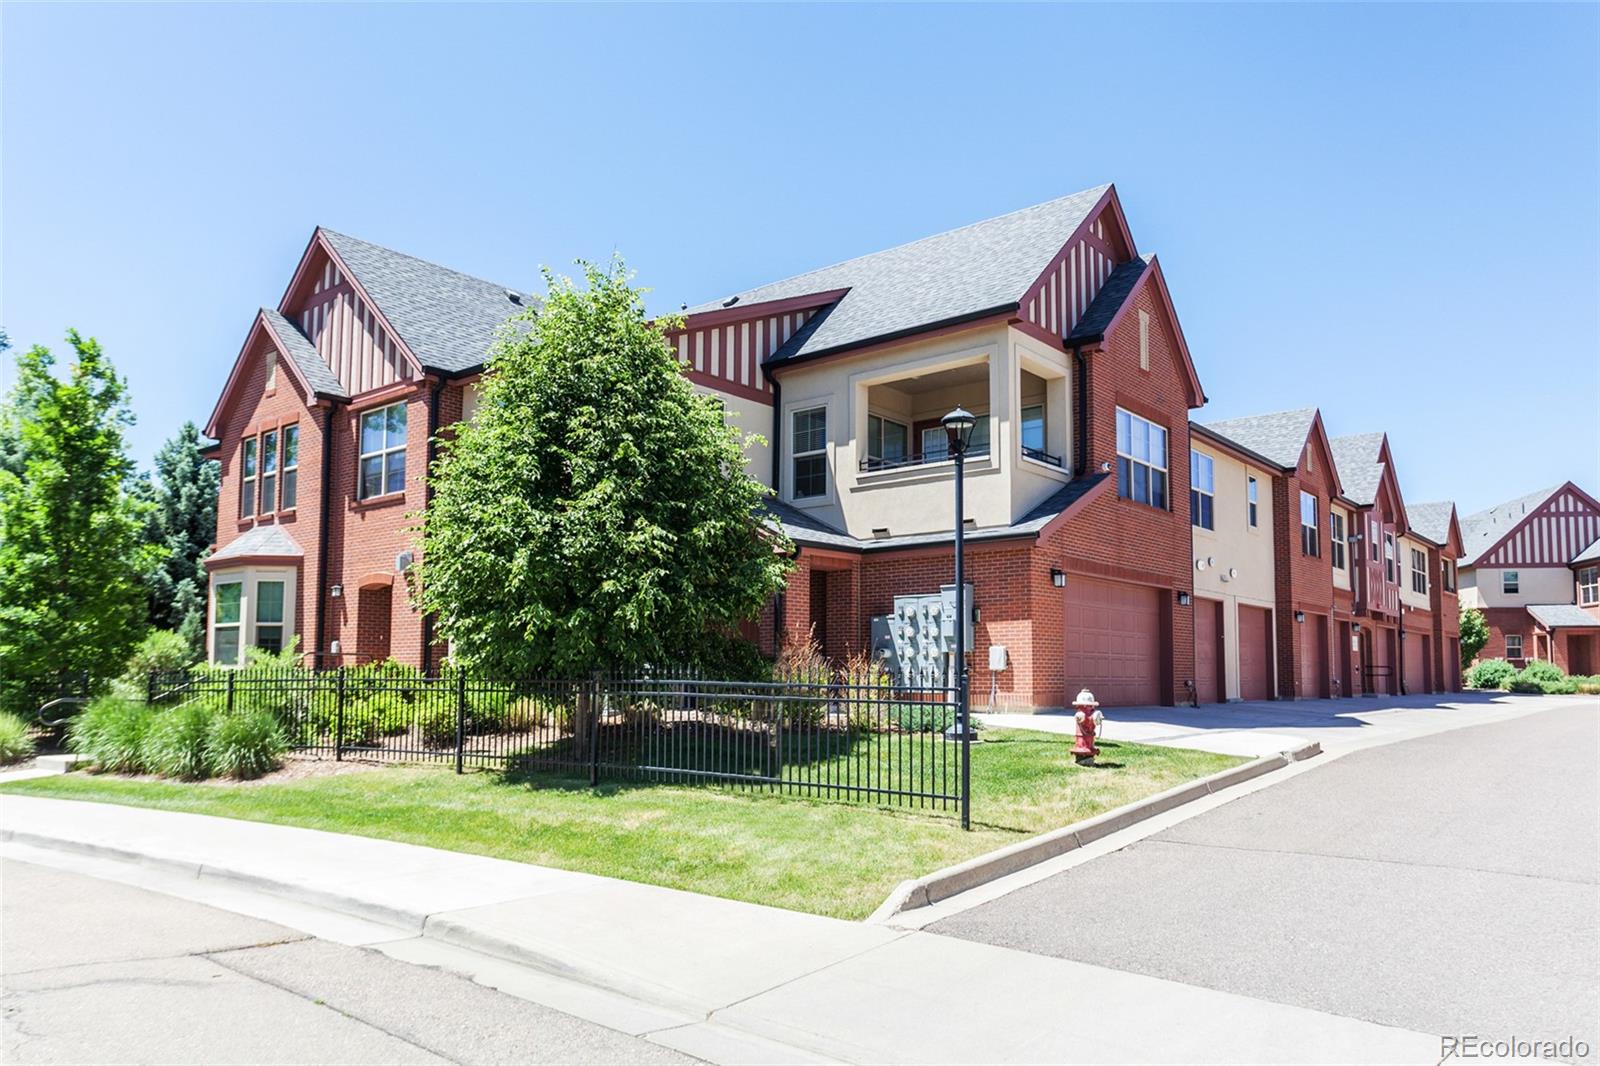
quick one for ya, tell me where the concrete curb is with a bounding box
[867,740,1321,922]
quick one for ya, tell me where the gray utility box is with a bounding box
[870,583,974,689]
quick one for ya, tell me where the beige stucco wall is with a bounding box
[1191,442,1277,700]
[1398,535,1431,610]
[1459,565,1574,608]
[1007,329,1075,521]
[1332,504,1353,591]
[692,383,774,488]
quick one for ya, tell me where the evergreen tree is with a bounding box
[142,422,219,648]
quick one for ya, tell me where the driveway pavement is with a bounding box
[0,860,695,1065]
[980,690,1578,757]
[934,701,1600,1053]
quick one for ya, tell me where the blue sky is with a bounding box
[3,3,1596,515]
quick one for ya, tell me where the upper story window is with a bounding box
[792,406,827,499]
[1021,404,1047,458]
[1299,491,1319,557]
[1442,558,1456,592]
[1370,518,1380,562]
[865,414,908,470]
[921,415,990,463]
[1116,408,1168,510]
[260,429,278,514]
[1505,633,1524,659]
[1189,450,1214,530]
[1411,548,1427,594]
[240,438,257,519]
[1579,566,1598,606]
[281,425,299,510]
[1247,476,1259,528]
[1502,570,1520,594]
[359,402,408,499]
[1383,531,1397,583]
[1330,511,1346,570]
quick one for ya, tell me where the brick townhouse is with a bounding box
[1456,483,1600,674]
[201,183,1482,709]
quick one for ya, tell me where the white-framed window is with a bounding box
[1411,547,1427,594]
[1247,476,1259,528]
[240,438,257,519]
[1021,404,1046,455]
[1502,570,1520,595]
[1115,408,1168,509]
[213,581,243,664]
[1330,511,1346,570]
[1384,531,1397,583]
[260,428,278,514]
[1300,491,1319,557]
[865,413,908,469]
[359,402,407,499]
[920,415,990,463]
[1579,566,1598,606]
[254,580,285,654]
[1442,558,1456,592]
[1189,450,1214,530]
[792,406,827,499]
[281,425,299,510]
[1505,633,1524,659]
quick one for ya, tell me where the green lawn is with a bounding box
[1,729,1243,919]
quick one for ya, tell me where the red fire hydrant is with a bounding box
[1072,688,1102,765]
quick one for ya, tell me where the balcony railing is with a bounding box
[860,444,991,473]
[1021,444,1063,468]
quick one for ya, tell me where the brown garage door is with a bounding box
[1194,598,1224,703]
[1237,605,1273,701]
[1403,633,1428,694]
[1065,576,1161,707]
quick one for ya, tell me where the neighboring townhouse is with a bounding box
[1326,432,1411,697]
[1405,500,1466,691]
[202,228,530,669]
[1457,483,1600,674]
[675,184,1206,711]
[1194,409,1343,700]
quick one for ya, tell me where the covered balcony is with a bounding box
[859,361,992,474]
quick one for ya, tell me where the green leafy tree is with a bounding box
[0,332,157,714]
[140,422,219,648]
[1459,606,1489,668]
[416,259,792,678]
[0,329,51,479]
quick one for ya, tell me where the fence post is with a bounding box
[146,668,157,706]
[334,667,346,762]
[588,675,602,788]
[226,671,236,713]
[455,671,466,775]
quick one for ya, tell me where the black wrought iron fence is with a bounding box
[146,667,964,811]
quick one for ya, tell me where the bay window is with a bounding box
[359,402,407,499]
[1116,408,1168,510]
[254,581,285,654]
[213,582,242,664]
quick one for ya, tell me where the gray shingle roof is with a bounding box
[320,229,535,375]
[1328,432,1386,506]
[761,474,1107,553]
[1067,257,1150,342]
[1406,501,1456,547]
[1195,408,1317,469]
[210,523,304,562]
[1574,535,1600,565]
[688,185,1112,366]
[260,308,347,399]
[1526,603,1600,629]
[1459,485,1562,566]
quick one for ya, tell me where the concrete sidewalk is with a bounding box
[1,795,1442,1064]
[981,690,1580,757]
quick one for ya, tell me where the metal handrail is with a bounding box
[34,696,87,729]
[859,445,991,473]
[1021,444,1063,467]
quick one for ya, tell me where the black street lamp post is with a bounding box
[941,406,977,830]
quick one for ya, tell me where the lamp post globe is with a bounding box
[941,406,977,456]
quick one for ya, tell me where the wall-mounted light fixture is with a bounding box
[330,584,343,599]
[1050,568,1066,588]
[1099,460,1112,474]
[1177,591,1192,606]
[1294,610,1306,623]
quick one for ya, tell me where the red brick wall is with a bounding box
[1478,607,1534,665]
[1270,431,1337,698]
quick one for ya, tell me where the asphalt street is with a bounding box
[933,700,1600,1051]
[0,860,697,1065]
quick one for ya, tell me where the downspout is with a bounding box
[1072,347,1089,477]
[420,378,444,673]
[769,375,785,651]
[313,401,336,668]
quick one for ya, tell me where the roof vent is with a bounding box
[506,291,522,304]
[872,527,890,539]
[722,295,740,308]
